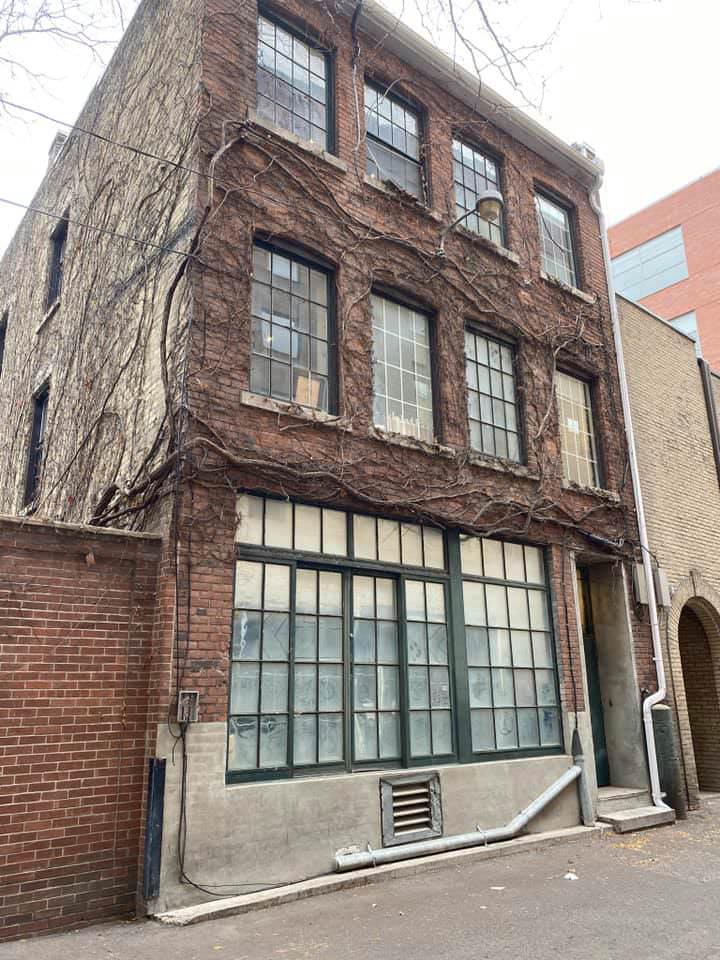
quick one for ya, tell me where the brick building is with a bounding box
[619,295,720,808]
[609,167,720,368]
[0,0,672,936]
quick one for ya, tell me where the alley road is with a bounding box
[4,798,720,960]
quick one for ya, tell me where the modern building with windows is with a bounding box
[0,0,674,931]
[609,166,720,367]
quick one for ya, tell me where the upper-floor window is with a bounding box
[465,328,519,462]
[364,83,423,200]
[371,293,434,443]
[611,227,688,301]
[250,242,332,412]
[536,193,577,288]
[46,215,68,309]
[452,140,503,247]
[24,384,49,509]
[257,14,330,150]
[0,311,7,378]
[555,371,598,488]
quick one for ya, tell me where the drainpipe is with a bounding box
[586,168,671,812]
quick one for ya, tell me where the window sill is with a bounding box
[540,271,596,305]
[561,478,620,503]
[247,110,348,174]
[37,299,60,334]
[239,390,353,430]
[363,175,442,223]
[369,425,455,458]
[468,450,538,480]
[456,225,521,265]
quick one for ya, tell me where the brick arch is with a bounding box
[666,574,720,806]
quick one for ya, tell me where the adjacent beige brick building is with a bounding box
[619,294,720,805]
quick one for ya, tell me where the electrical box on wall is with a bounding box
[177,690,199,723]
[654,567,672,608]
[632,563,649,605]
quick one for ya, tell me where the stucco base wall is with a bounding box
[148,722,581,913]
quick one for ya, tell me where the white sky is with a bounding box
[1,0,718,255]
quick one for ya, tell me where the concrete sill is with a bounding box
[364,175,442,222]
[456,225,521,265]
[540,271,596,305]
[36,299,60,334]
[239,391,353,430]
[468,450,538,480]
[369,425,455,458]
[247,110,348,174]
[561,478,620,503]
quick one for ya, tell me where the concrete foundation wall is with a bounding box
[149,722,580,913]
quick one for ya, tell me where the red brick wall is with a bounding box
[608,168,720,369]
[0,518,160,942]
[678,606,720,791]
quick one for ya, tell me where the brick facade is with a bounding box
[609,167,720,369]
[678,606,720,792]
[0,518,160,941]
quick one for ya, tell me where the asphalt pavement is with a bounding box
[3,797,720,960]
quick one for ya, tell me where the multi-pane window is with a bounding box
[536,193,577,288]
[371,294,434,443]
[364,83,423,200]
[23,384,49,509]
[555,371,599,488]
[452,140,503,246]
[460,535,560,752]
[256,15,329,149]
[230,495,563,781]
[465,329,519,461]
[250,243,331,411]
[46,216,67,308]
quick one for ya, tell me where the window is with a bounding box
[46,215,68,308]
[536,193,577,288]
[611,227,688,301]
[256,14,330,150]
[24,385,49,508]
[465,329,519,461]
[452,140,503,246]
[230,495,562,781]
[670,310,702,357]
[250,243,332,411]
[0,311,7,378]
[364,83,423,200]
[460,535,560,752]
[555,372,598,488]
[371,294,434,443]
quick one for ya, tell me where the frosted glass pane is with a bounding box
[463,581,486,626]
[376,578,396,619]
[486,584,508,627]
[318,617,342,660]
[410,711,431,757]
[401,522,423,566]
[318,664,342,711]
[235,561,263,609]
[515,669,536,707]
[524,546,545,584]
[536,670,557,706]
[353,619,375,663]
[469,668,491,707]
[432,711,452,754]
[425,582,445,623]
[529,590,550,630]
[405,580,425,621]
[540,707,561,746]
[236,494,264,544]
[263,613,289,659]
[294,715,316,765]
[354,712,377,760]
[231,662,259,713]
[409,665,429,708]
[294,615,316,660]
[322,508,347,555]
[511,630,533,667]
[228,717,258,770]
[295,504,321,552]
[353,576,374,617]
[259,716,287,767]
[428,624,448,664]
[378,518,400,563]
[264,564,290,610]
[430,666,450,707]
[377,621,398,662]
[532,632,554,668]
[296,569,317,614]
[378,665,400,709]
[518,708,540,747]
[423,527,444,568]
[508,587,530,629]
[354,514,377,559]
[233,610,261,660]
[504,542,525,582]
[379,712,401,758]
[494,708,518,749]
[489,629,512,666]
[353,664,377,710]
[460,535,482,575]
[319,571,342,615]
[471,710,494,751]
[265,499,292,548]
[492,668,515,707]
[466,626,489,666]
[407,622,427,664]
[318,714,343,762]
[261,663,288,712]
[482,539,504,578]
[294,664,317,712]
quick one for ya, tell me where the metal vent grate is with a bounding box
[380,772,443,847]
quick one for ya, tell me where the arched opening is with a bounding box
[678,605,720,792]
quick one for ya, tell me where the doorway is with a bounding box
[577,566,610,787]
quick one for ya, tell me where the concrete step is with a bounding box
[597,805,676,833]
[596,786,650,816]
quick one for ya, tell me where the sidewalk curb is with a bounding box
[153,823,609,927]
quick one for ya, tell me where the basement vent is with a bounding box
[380,772,443,847]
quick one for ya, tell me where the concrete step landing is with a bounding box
[596,786,650,816]
[597,805,676,833]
